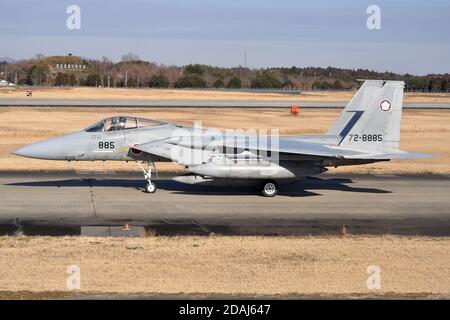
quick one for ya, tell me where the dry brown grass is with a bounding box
[0,235,448,296]
[1,87,450,102]
[0,107,448,174]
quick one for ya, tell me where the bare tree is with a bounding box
[121,52,140,62]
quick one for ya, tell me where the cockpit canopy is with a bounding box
[85,116,166,132]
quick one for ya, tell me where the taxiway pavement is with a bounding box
[0,172,449,236]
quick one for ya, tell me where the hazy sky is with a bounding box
[1,0,449,74]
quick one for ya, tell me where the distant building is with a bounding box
[0,80,15,87]
[55,63,87,71]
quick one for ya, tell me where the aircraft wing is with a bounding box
[255,138,434,160]
[133,136,433,163]
[246,139,434,160]
[134,137,355,158]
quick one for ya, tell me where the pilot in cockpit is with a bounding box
[108,117,126,131]
[109,117,121,131]
[119,117,127,130]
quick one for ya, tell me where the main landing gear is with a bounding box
[260,180,278,197]
[138,162,158,193]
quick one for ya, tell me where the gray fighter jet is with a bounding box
[14,80,430,196]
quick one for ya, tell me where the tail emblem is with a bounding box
[380,100,391,111]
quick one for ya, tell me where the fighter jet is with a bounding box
[14,80,430,196]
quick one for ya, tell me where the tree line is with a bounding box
[0,53,449,92]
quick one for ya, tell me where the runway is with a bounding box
[0,98,449,109]
[0,172,449,236]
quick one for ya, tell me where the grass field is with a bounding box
[0,235,448,297]
[0,107,448,174]
[1,86,450,103]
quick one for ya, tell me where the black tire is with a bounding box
[145,182,157,193]
[261,180,278,197]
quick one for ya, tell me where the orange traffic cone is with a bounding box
[123,224,131,231]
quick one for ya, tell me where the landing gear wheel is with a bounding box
[261,180,278,197]
[138,161,158,194]
[145,182,157,193]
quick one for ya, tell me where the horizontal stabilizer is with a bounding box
[344,151,434,160]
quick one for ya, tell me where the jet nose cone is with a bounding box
[14,136,63,160]
[14,146,30,157]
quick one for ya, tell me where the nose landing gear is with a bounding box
[145,181,157,193]
[138,162,158,193]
